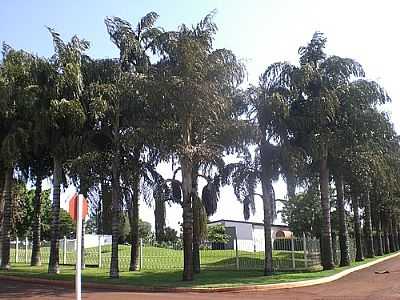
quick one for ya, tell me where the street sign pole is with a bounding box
[76,194,83,300]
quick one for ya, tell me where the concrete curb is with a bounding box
[1,252,399,293]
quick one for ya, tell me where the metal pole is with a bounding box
[63,236,67,265]
[25,236,28,264]
[98,235,102,268]
[139,238,143,270]
[76,194,83,300]
[303,233,308,268]
[15,237,19,263]
[291,235,296,269]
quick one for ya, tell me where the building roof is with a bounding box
[208,219,289,229]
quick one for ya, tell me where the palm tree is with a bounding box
[155,12,244,280]
[328,78,390,265]
[19,55,54,266]
[46,28,89,274]
[268,32,365,269]
[221,146,278,275]
[0,45,36,269]
[103,11,164,278]
[239,60,300,274]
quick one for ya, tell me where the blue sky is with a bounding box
[2,0,400,230]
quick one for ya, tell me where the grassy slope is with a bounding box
[0,254,394,288]
[11,245,308,271]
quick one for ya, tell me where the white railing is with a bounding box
[5,235,367,272]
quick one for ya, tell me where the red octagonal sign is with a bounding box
[68,193,89,221]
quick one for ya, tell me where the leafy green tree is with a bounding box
[138,220,153,242]
[207,224,229,244]
[9,187,74,241]
[162,226,179,243]
[281,183,322,237]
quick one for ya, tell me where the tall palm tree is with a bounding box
[19,55,54,266]
[155,12,244,280]
[268,32,365,269]
[240,61,299,274]
[0,45,35,269]
[46,28,89,274]
[329,78,390,265]
[103,11,164,278]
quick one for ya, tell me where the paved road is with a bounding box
[1,256,400,300]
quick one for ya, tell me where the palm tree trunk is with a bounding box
[0,168,5,235]
[260,136,274,275]
[31,175,42,266]
[261,178,274,275]
[376,211,384,256]
[363,190,374,258]
[48,157,62,274]
[0,167,13,270]
[286,172,296,200]
[397,224,400,251]
[331,231,338,265]
[383,211,390,254]
[192,198,202,274]
[109,132,121,278]
[333,174,350,266]
[154,197,166,242]
[128,171,140,272]
[192,164,201,274]
[101,183,112,235]
[319,144,334,270]
[181,115,193,281]
[388,212,395,252]
[391,217,398,251]
[351,192,364,261]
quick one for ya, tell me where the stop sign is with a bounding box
[68,193,89,221]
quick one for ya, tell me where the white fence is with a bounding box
[6,235,322,272]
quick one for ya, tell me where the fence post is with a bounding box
[15,237,19,263]
[139,238,143,270]
[25,236,28,264]
[303,233,308,268]
[63,236,67,265]
[235,236,239,271]
[98,235,102,268]
[291,235,296,269]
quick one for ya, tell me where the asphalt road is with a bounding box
[1,256,400,300]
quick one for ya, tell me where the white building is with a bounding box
[208,219,292,252]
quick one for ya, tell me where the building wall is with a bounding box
[84,234,112,249]
[252,225,265,251]
[223,221,253,240]
[208,220,292,252]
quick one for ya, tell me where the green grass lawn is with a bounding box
[0,254,394,288]
[11,244,313,271]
